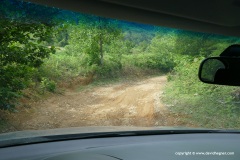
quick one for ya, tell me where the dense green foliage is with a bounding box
[0,19,55,110]
[0,0,57,109]
[163,33,240,129]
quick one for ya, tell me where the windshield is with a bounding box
[1,0,240,135]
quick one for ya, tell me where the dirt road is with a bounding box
[3,75,181,131]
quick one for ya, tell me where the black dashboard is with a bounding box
[1,133,239,160]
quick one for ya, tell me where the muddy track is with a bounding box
[2,76,183,131]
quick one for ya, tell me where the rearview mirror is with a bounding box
[199,57,240,86]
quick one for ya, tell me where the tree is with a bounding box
[0,19,55,110]
[0,0,58,110]
[174,31,225,57]
[66,17,121,68]
[144,31,176,71]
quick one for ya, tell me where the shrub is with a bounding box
[39,78,56,94]
[164,56,240,129]
[39,50,86,81]
[122,53,175,72]
[96,54,122,78]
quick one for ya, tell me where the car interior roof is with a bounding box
[24,0,240,37]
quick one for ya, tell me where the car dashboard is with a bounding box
[1,133,240,160]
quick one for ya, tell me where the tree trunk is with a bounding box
[99,17,104,66]
[100,32,103,66]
